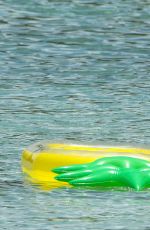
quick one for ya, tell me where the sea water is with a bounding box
[0,0,150,229]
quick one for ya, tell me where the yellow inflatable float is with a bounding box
[21,142,150,191]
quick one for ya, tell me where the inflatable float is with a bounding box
[21,142,150,191]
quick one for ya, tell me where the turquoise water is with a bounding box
[0,0,150,229]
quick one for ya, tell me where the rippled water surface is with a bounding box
[0,0,150,229]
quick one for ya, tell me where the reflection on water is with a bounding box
[0,0,150,229]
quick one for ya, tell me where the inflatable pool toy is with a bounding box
[21,142,150,191]
[54,156,150,191]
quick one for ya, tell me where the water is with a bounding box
[0,0,150,229]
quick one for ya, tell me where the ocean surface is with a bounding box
[0,0,150,229]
